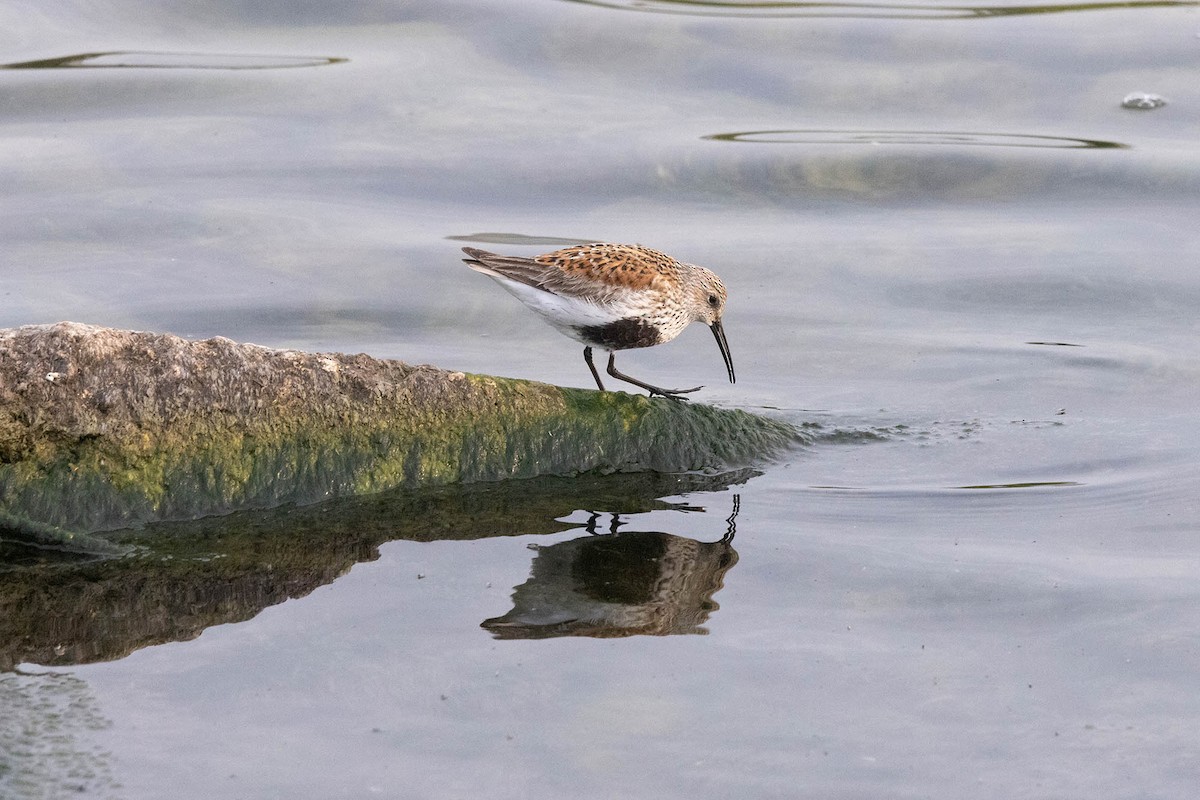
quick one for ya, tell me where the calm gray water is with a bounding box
[3,1,1200,797]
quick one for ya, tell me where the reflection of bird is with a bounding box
[482,496,741,640]
[481,531,739,639]
[462,243,735,400]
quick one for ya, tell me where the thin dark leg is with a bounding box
[722,494,740,543]
[583,511,624,535]
[583,346,606,391]
[606,352,702,401]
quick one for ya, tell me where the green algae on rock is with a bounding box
[0,323,799,536]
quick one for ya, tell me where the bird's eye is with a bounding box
[707,294,719,307]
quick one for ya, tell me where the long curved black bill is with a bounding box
[710,320,735,384]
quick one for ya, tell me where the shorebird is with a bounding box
[463,243,734,400]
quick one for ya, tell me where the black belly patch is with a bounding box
[575,317,662,350]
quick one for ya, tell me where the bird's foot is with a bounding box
[646,384,703,402]
[604,352,703,401]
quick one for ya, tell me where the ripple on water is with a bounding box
[789,456,1194,523]
[564,0,1199,19]
[760,401,1197,531]
[0,51,346,70]
[703,129,1128,150]
[667,126,1178,203]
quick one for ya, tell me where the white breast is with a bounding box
[487,275,639,344]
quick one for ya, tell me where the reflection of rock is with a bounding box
[0,556,347,670]
[0,471,755,669]
[483,503,740,639]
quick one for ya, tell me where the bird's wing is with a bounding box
[462,247,618,302]
[462,248,548,289]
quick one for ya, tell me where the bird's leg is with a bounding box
[606,352,702,401]
[583,346,606,391]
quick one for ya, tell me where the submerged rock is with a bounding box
[0,323,798,536]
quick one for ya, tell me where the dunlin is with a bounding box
[462,243,734,400]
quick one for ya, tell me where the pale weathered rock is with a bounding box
[0,323,798,534]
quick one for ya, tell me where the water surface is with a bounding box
[2,0,1199,797]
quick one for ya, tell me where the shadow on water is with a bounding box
[446,232,597,247]
[565,0,1198,19]
[0,470,756,670]
[0,51,346,70]
[482,496,741,639]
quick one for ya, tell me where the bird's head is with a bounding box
[692,269,728,326]
[690,267,735,384]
